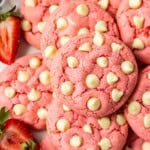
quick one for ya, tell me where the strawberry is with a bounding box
[0,107,39,150]
[0,6,21,64]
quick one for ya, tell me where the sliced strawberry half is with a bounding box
[0,107,38,150]
[0,6,21,64]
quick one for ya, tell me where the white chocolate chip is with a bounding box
[85,74,100,89]
[62,104,71,112]
[70,135,83,148]
[132,38,145,50]
[39,70,51,85]
[142,142,150,150]
[87,97,101,111]
[98,117,111,129]
[111,88,123,102]
[67,56,79,68]
[95,20,108,33]
[29,57,41,69]
[76,4,89,16]
[116,114,126,126]
[56,18,68,30]
[37,108,47,119]
[13,104,26,116]
[61,81,74,96]
[111,42,123,52]
[147,73,150,80]
[44,45,57,59]
[25,0,37,7]
[128,101,141,115]
[96,57,108,68]
[27,88,41,101]
[83,124,92,134]
[78,28,89,35]
[128,0,142,9]
[78,42,92,52]
[17,70,30,82]
[142,91,150,105]
[133,16,144,29]
[49,5,58,14]
[60,36,70,46]
[21,19,32,31]
[56,118,70,132]
[98,138,112,150]
[97,0,109,10]
[93,32,105,46]
[106,72,118,85]
[121,61,134,74]
[37,21,46,33]
[4,87,16,98]
[144,114,150,128]
[52,92,57,99]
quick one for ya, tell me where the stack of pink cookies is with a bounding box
[0,0,149,149]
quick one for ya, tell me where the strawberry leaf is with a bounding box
[21,142,28,150]
[0,107,10,126]
[29,140,37,150]
[21,140,37,150]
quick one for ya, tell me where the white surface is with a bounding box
[0,0,46,143]
[0,0,6,7]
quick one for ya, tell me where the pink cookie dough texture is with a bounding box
[125,66,150,141]
[20,0,62,49]
[0,53,52,130]
[50,33,138,118]
[124,130,150,150]
[40,134,58,150]
[44,100,128,150]
[40,0,119,53]
[116,0,150,64]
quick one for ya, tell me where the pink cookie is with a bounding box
[20,0,62,49]
[116,0,150,64]
[124,130,150,150]
[45,100,128,150]
[50,33,138,118]
[40,0,119,53]
[0,53,52,130]
[125,66,150,141]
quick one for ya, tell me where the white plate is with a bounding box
[0,0,46,143]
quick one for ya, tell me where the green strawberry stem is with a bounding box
[21,140,37,150]
[0,107,10,127]
[0,5,21,21]
[0,107,9,139]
